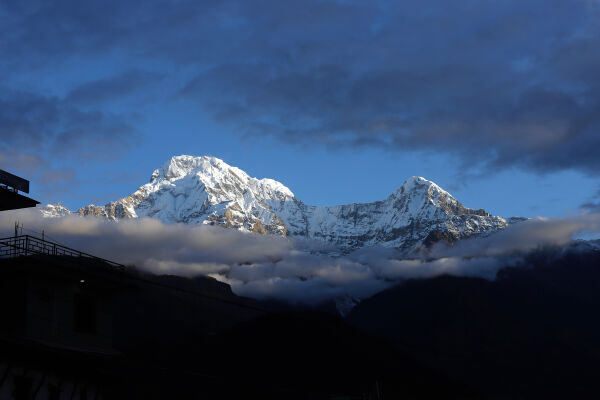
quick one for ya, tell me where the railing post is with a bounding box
[25,236,29,257]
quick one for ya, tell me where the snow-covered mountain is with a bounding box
[41,155,518,252]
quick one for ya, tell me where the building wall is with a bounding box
[0,258,267,399]
[24,278,113,353]
[0,276,27,336]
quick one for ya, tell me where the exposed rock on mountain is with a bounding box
[40,203,72,217]
[41,155,517,252]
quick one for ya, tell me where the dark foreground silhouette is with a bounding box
[1,240,599,398]
[114,311,467,399]
[349,243,600,398]
[0,249,463,399]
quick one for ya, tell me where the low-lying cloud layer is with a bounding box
[2,209,599,304]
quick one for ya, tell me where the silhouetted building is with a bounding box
[0,170,39,211]
[0,235,265,399]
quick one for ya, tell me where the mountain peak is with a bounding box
[400,176,434,190]
[388,175,493,220]
[149,155,294,198]
[147,154,295,204]
[392,176,447,198]
[405,175,429,184]
[150,155,234,183]
[42,156,512,252]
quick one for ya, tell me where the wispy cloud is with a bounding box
[581,188,600,212]
[65,70,164,105]
[0,87,138,195]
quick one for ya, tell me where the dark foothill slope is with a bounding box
[348,244,600,398]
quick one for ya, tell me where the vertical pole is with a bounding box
[13,221,17,258]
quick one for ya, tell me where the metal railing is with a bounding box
[0,235,126,271]
[0,235,266,312]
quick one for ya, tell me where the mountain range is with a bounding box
[41,155,521,253]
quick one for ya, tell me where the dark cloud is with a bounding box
[0,87,138,189]
[177,0,600,175]
[2,209,599,304]
[0,1,134,67]
[0,0,227,69]
[0,151,76,196]
[581,189,600,212]
[2,0,600,176]
[65,70,163,105]
[0,88,137,154]
[0,90,59,150]
[582,202,600,212]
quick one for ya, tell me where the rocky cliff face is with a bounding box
[41,155,517,253]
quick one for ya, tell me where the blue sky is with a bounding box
[2,0,600,218]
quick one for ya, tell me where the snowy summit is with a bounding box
[41,155,517,252]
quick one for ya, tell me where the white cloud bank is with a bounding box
[1,209,599,304]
